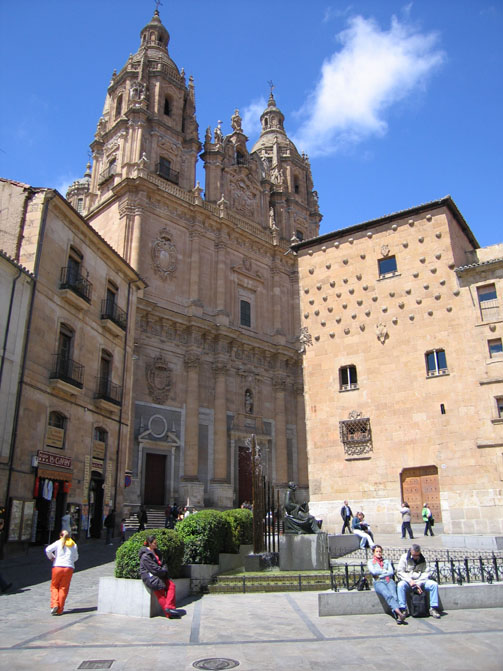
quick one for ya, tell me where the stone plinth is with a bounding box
[279,532,328,571]
[98,577,190,618]
[442,535,503,551]
[328,534,360,557]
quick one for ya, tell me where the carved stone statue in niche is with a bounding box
[151,228,177,279]
[244,389,254,415]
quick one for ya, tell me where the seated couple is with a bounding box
[367,544,442,624]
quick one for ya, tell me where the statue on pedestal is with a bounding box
[283,482,321,534]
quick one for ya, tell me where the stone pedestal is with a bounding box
[178,480,205,508]
[208,482,234,508]
[328,533,360,557]
[279,532,328,571]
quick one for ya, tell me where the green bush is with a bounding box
[114,528,184,579]
[175,509,228,564]
[220,508,253,553]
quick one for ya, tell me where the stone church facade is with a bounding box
[293,199,503,535]
[66,11,320,510]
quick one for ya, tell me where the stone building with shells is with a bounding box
[293,197,503,535]
[66,10,321,510]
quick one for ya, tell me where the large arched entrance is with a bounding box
[400,466,441,523]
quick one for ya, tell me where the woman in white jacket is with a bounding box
[45,529,79,615]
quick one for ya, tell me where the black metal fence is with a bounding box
[329,554,503,591]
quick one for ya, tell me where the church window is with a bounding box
[378,255,397,277]
[164,97,171,116]
[236,150,245,165]
[339,365,358,391]
[295,230,304,242]
[156,156,179,184]
[115,95,123,120]
[76,198,84,213]
[264,118,269,128]
[489,338,503,358]
[293,176,300,194]
[477,284,499,322]
[240,299,251,328]
[425,349,448,377]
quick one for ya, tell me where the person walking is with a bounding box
[400,501,414,539]
[104,509,115,545]
[422,503,434,536]
[45,529,78,615]
[340,500,353,534]
[139,535,183,619]
[137,506,148,532]
[60,508,72,534]
[368,545,407,625]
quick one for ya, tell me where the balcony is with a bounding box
[95,376,122,408]
[50,354,84,392]
[98,164,117,185]
[101,298,127,335]
[59,267,92,306]
[155,162,179,185]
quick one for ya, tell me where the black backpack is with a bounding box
[410,589,429,617]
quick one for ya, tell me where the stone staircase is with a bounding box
[207,571,332,594]
[123,508,167,533]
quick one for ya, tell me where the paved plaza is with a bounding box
[0,537,502,671]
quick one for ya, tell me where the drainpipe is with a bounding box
[112,279,134,515]
[2,190,55,552]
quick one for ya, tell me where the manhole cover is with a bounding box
[78,662,114,670]
[192,659,240,670]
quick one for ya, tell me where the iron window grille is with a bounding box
[156,162,179,185]
[340,417,372,457]
[95,377,123,406]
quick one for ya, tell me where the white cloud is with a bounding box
[56,174,79,196]
[241,97,266,140]
[292,14,445,157]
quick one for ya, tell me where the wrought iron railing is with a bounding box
[50,354,84,389]
[98,164,117,185]
[329,554,503,591]
[95,376,122,405]
[59,266,93,303]
[155,163,179,185]
[100,298,127,331]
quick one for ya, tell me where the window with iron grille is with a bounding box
[488,338,502,358]
[340,417,373,457]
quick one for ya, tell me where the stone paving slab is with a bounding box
[1,536,502,670]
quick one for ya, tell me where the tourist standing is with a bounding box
[400,502,414,539]
[340,500,353,534]
[137,506,148,532]
[45,529,78,615]
[422,503,434,536]
[104,509,115,545]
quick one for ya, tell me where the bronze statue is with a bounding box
[284,482,321,534]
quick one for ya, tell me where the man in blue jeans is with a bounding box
[397,544,441,618]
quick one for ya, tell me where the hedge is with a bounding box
[220,508,253,553]
[114,528,184,579]
[175,509,229,564]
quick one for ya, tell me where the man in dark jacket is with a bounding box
[104,509,115,545]
[340,501,353,534]
[137,506,148,531]
[139,535,181,618]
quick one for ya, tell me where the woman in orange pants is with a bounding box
[45,529,79,615]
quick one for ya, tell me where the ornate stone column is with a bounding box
[295,379,309,488]
[209,358,234,508]
[273,374,288,486]
[189,229,200,305]
[179,351,204,506]
[215,238,228,324]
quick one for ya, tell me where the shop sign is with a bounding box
[93,440,106,460]
[37,450,72,469]
[46,426,65,449]
[92,458,104,473]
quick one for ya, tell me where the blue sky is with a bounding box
[1,1,501,247]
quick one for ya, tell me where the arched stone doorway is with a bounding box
[400,465,441,523]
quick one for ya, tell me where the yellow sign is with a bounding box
[46,426,64,449]
[93,440,106,460]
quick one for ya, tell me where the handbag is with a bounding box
[349,574,370,591]
[410,588,429,617]
[430,517,434,527]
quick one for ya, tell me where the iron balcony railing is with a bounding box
[95,376,123,406]
[98,164,117,185]
[155,163,179,185]
[50,354,84,389]
[59,267,93,303]
[100,298,127,331]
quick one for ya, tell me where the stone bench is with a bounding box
[98,577,191,618]
[318,582,503,616]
